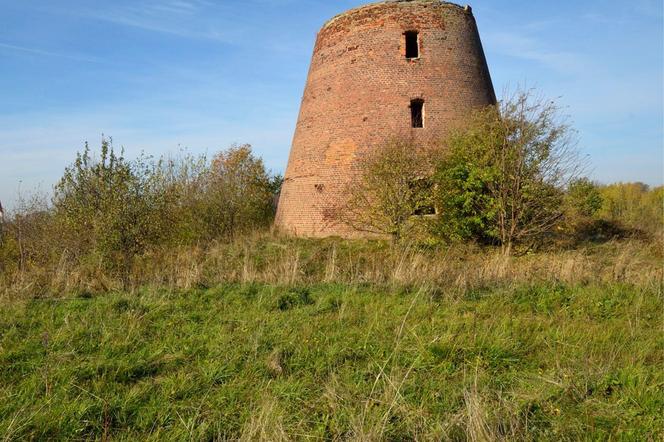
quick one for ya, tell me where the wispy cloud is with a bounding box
[150,0,201,15]
[0,42,104,64]
[28,0,313,55]
[74,0,241,43]
[485,30,586,75]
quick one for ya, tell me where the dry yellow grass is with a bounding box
[0,234,661,300]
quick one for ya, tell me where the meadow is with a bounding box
[1,237,662,441]
[0,131,662,440]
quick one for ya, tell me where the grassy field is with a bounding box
[1,266,662,440]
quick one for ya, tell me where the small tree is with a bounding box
[146,151,210,246]
[339,139,435,242]
[565,178,603,219]
[201,144,280,239]
[434,91,583,254]
[53,138,169,277]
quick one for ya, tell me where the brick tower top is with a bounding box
[275,0,495,237]
[322,1,470,29]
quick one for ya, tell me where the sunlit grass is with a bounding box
[1,280,661,440]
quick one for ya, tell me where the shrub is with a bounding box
[53,138,170,277]
[147,151,209,246]
[565,178,603,220]
[433,90,583,254]
[559,178,605,240]
[0,192,57,276]
[337,139,436,242]
[201,144,281,240]
[277,287,314,311]
[432,141,497,244]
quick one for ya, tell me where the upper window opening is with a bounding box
[405,31,419,59]
[411,99,424,128]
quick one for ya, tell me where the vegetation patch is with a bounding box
[276,287,315,311]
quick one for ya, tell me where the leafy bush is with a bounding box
[146,144,281,245]
[338,139,436,241]
[53,139,171,276]
[565,178,603,220]
[559,181,662,242]
[558,178,605,240]
[432,91,582,254]
[201,144,282,240]
[277,287,314,311]
[432,135,498,244]
[0,192,56,277]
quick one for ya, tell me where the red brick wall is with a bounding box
[275,0,495,237]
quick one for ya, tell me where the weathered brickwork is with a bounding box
[275,0,495,237]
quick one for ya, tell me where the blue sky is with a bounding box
[0,0,662,208]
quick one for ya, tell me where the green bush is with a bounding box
[53,138,171,276]
[559,181,662,242]
[337,139,436,241]
[0,192,57,277]
[276,287,314,311]
[565,178,603,220]
[432,91,579,253]
[201,144,282,240]
[432,134,498,244]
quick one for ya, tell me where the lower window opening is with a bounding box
[410,99,424,128]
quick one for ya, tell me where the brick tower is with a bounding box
[275,0,495,237]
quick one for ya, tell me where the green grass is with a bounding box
[1,282,662,440]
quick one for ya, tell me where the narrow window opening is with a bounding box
[405,31,419,59]
[410,99,424,128]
